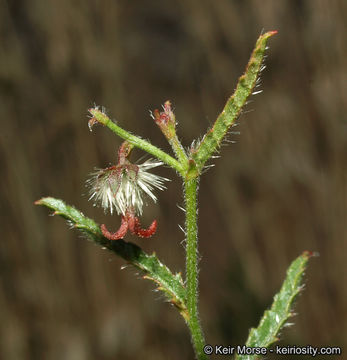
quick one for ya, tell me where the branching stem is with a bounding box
[87,31,278,360]
[89,108,186,176]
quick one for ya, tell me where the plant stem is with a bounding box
[89,108,185,175]
[168,133,188,165]
[184,178,207,360]
[191,31,277,172]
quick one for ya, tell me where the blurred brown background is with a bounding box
[0,0,346,359]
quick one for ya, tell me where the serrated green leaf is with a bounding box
[35,197,188,317]
[235,251,313,360]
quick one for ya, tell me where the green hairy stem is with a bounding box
[89,108,186,176]
[168,133,189,166]
[191,31,277,173]
[184,178,207,359]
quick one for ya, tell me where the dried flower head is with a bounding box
[87,159,168,216]
[87,141,169,215]
[87,141,169,240]
[151,100,176,139]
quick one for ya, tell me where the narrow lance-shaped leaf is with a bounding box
[235,251,314,360]
[192,31,277,173]
[35,197,188,319]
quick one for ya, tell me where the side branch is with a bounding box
[89,108,185,176]
[35,197,188,318]
[191,31,277,173]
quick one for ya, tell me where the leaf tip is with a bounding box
[34,197,48,206]
[302,250,319,259]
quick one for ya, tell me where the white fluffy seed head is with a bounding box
[87,159,169,215]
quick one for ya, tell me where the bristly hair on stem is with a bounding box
[191,31,277,174]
